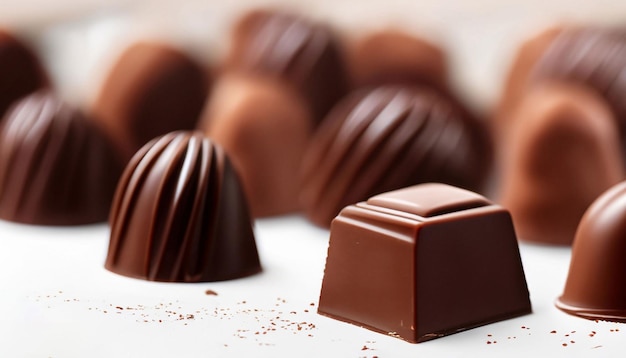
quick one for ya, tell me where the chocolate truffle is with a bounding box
[91,42,210,159]
[556,181,626,322]
[499,83,624,245]
[105,131,261,282]
[0,91,124,225]
[0,29,48,117]
[224,9,349,123]
[347,30,447,91]
[200,74,312,218]
[318,183,531,343]
[300,86,490,227]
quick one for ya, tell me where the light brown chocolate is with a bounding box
[499,83,624,245]
[200,74,312,217]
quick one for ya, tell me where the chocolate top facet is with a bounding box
[0,91,124,225]
[300,86,490,227]
[556,181,626,322]
[499,83,624,245]
[92,42,210,159]
[224,9,349,123]
[0,29,48,117]
[105,131,261,282]
[347,30,448,91]
[199,74,312,218]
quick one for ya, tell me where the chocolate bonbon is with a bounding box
[347,30,447,91]
[498,83,624,245]
[300,85,490,227]
[224,9,348,123]
[105,131,261,282]
[0,29,48,117]
[92,42,210,159]
[318,183,531,343]
[0,91,124,225]
[200,74,312,217]
[556,181,626,322]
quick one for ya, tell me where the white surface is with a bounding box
[1,216,625,357]
[1,2,626,357]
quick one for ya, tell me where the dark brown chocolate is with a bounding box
[105,131,261,282]
[556,181,626,322]
[499,83,624,245]
[347,30,448,91]
[0,91,124,225]
[92,42,210,159]
[0,29,48,117]
[224,9,349,124]
[300,86,490,227]
[199,74,312,217]
[318,183,531,343]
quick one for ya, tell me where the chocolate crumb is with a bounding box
[205,290,218,296]
[361,345,369,351]
[550,330,557,334]
[562,343,568,347]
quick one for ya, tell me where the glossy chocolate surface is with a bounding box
[0,29,48,117]
[499,83,624,245]
[318,183,531,343]
[225,9,348,123]
[347,30,447,91]
[300,86,490,227]
[92,42,210,159]
[200,74,312,217]
[105,131,261,282]
[0,91,124,225]
[556,181,626,322]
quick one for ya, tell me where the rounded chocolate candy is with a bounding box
[347,30,448,91]
[300,85,490,227]
[105,131,261,282]
[0,91,124,225]
[199,74,312,218]
[0,29,48,117]
[556,181,626,322]
[498,83,624,245]
[224,9,349,124]
[92,42,210,159]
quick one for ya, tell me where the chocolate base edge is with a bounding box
[555,298,626,323]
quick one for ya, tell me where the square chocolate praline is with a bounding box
[318,183,531,343]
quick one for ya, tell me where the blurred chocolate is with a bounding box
[0,91,124,225]
[224,9,349,124]
[200,74,312,217]
[300,86,490,227]
[92,42,210,159]
[499,83,624,245]
[347,30,447,91]
[0,29,48,117]
[318,183,531,343]
[105,131,261,282]
[556,181,626,322]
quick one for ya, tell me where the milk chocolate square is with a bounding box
[318,183,531,343]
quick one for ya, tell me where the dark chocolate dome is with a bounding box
[105,131,261,282]
[300,86,489,227]
[0,91,124,225]
[225,9,348,123]
[556,181,626,322]
[0,29,48,117]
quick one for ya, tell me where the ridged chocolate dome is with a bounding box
[0,91,124,225]
[105,131,261,282]
[225,9,348,123]
[300,86,489,227]
[92,42,210,159]
[0,29,48,117]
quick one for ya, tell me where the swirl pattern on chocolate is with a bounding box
[300,86,489,227]
[0,91,123,225]
[105,131,261,282]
